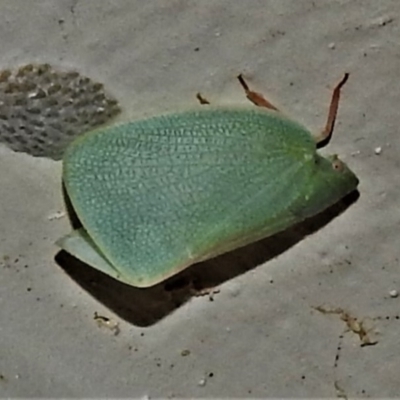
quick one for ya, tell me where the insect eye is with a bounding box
[331,155,344,172]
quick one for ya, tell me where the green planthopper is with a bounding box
[57,73,358,288]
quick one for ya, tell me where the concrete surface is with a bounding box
[0,1,399,397]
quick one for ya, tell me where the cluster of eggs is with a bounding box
[0,63,121,159]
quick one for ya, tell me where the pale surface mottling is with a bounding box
[0,1,399,397]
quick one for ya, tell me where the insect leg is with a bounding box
[196,93,210,105]
[315,73,349,146]
[237,74,279,111]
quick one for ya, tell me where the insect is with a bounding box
[57,73,358,288]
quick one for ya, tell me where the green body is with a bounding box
[58,107,358,287]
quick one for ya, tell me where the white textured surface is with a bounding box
[1,1,399,397]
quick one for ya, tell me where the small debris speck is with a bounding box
[374,146,382,155]
[389,289,398,298]
[47,211,66,221]
[93,312,120,335]
[372,15,394,27]
[181,349,190,357]
[198,378,207,387]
